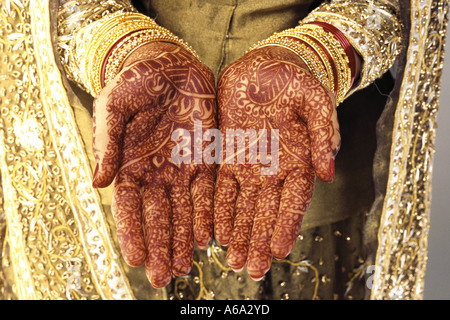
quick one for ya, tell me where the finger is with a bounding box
[226,185,258,272]
[169,184,194,276]
[271,168,314,260]
[142,187,173,289]
[111,176,146,267]
[92,66,147,188]
[191,165,215,249]
[213,168,239,246]
[305,85,341,183]
[246,183,282,281]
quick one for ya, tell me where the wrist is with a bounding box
[111,42,180,73]
[248,22,357,105]
[81,12,199,96]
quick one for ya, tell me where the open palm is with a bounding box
[214,46,341,280]
[92,42,216,288]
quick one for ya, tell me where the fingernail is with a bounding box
[232,266,244,273]
[92,164,99,188]
[328,158,335,182]
[250,275,265,281]
[198,236,211,250]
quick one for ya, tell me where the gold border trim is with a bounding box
[29,0,135,300]
[372,0,449,300]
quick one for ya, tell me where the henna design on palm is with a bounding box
[214,46,341,281]
[92,42,216,288]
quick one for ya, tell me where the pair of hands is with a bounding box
[92,41,340,288]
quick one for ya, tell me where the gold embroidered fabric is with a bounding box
[0,0,137,299]
[57,0,135,95]
[371,0,449,300]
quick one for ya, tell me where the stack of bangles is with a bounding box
[248,21,357,105]
[83,11,199,96]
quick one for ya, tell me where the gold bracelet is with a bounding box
[84,11,199,96]
[248,35,334,93]
[103,30,152,85]
[250,24,352,105]
[274,29,337,94]
[293,24,352,104]
[103,28,199,86]
[84,12,157,95]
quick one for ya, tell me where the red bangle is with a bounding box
[306,21,357,88]
[100,33,130,88]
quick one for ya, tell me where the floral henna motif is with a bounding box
[214,46,341,280]
[93,42,216,288]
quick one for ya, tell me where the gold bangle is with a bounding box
[84,11,199,96]
[274,29,337,94]
[84,12,157,95]
[262,24,352,105]
[293,24,352,104]
[103,28,199,86]
[103,30,152,84]
[248,35,334,93]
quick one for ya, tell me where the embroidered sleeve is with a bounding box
[302,0,404,95]
[57,0,135,95]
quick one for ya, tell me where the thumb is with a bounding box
[92,83,125,188]
[92,69,139,188]
[306,86,341,183]
[92,61,159,188]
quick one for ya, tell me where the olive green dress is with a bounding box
[118,0,395,300]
